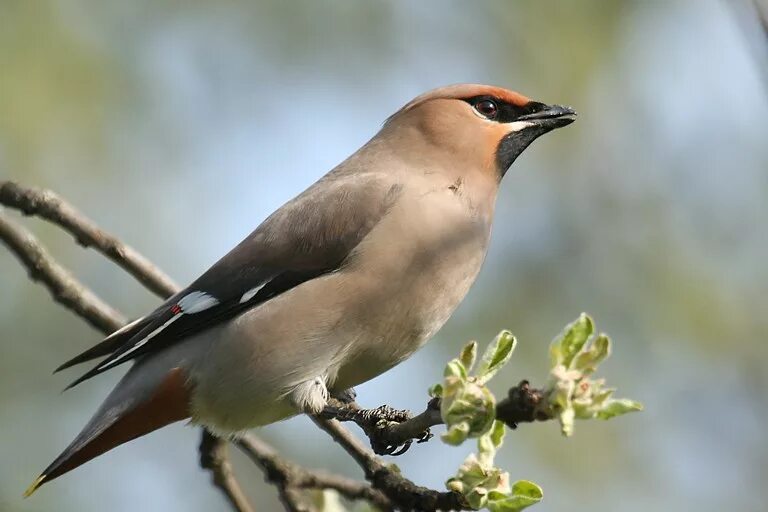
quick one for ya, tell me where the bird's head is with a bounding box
[383,84,576,179]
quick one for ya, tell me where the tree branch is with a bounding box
[0,180,178,298]
[0,213,125,333]
[495,380,551,428]
[312,417,468,511]
[236,433,393,511]
[200,432,255,512]
[322,381,551,456]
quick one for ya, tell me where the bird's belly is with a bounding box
[184,325,304,432]
[331,227,488,390]
[331,267,482,391]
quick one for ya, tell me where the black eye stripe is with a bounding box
[464,96,546,123]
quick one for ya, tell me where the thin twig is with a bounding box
[0,213,125,333]
[384,402,442,444]
[200,431,255,512]
[312,417,467,511]
[237,433,393,511]
[495,380,552,428]
[0,181,178,297]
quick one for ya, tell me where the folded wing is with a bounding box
[60,175,402,389]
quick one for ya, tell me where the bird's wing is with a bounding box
[62,175,402,389]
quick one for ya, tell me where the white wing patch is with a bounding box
[99,315,183,369]
[239,284,266,304]
[96,291,219,370]
[178,291,220,313]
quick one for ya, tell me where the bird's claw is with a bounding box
[416,429,433,444]
[371,425,432,455]
[365,406,433,456]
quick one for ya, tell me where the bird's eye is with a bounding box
[474,99,498,120]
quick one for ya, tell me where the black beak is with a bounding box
[495,102,577,176]
[517,104,577,129]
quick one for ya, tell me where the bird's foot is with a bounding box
[320,400,432,456]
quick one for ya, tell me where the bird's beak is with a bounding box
[516,104,577,129]
[495,103,577,175]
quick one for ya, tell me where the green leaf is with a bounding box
[487,480,543,511]
[441,378,497,443]
[591,386,615,407]
[309,489,348,512]
[488,419,506,449]
[466,489,487,510]
[476,331,517,383]
[558,405,575,437]
[477,421,506,466]
[596,398,644,419]
[573,333,611,375]
[511,480,544,500]
[442,421,471,445]
[428,383,443,398]
[445,359,468,380]
[549,313,594,368]
[460,341,478,373]
[447,478,465,493]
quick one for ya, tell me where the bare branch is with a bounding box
[200,431,255,512]
[0,213,126,333]
[382,400,442,445]
[312,418,468,511]
[322,399,436,456]
[323,381,552,456]
[495,380,552,428]
[236,433,393,511]
[0,181,178,298]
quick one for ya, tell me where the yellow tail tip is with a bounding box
[23,475,46,498]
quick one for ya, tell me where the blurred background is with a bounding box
[1,1,767,511]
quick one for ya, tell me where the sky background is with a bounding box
[1,1,767,511]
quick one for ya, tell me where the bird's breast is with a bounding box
[331,185,492,389]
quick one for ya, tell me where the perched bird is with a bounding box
[25,84,575,496]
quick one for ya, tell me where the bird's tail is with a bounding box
[24,366,191,497]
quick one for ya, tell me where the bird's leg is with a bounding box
[330,387,357,404]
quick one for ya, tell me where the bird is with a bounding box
[24,83,575,496]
